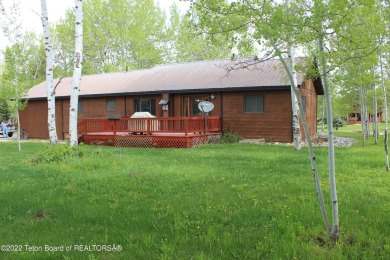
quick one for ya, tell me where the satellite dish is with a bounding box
[198,101,214,113]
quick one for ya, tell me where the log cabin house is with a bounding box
[20,58,324,147]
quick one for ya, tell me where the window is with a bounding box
[244,96,264,113]
[183,96,209,117]
[134,98,156,115]
[301,96,306,114]
[106,99,116,112]
[78,100,83,114]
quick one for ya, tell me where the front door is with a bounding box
[183,96,209,117]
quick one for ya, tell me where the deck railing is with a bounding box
[78,116,221,136]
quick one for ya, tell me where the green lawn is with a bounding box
[0,135,389,259]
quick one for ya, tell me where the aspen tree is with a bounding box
[380,54,389,170]
[285,0,301,150]
[41,0,58,145]
[69,0,83,146]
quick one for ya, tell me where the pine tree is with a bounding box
[0,98,10,121]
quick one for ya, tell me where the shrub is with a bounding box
[219,131,243,143]
[320,117,346,129]
[32,144,86,164]
[0,98,10,121]
[333,117,346,130]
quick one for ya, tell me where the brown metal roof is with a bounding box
[27,58,316,99]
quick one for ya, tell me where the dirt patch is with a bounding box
[315,236,326,247]
[35,211,48,219]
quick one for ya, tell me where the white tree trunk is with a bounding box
[364,89,370,139]
[361,88,370,141]
[380,54,389,170]
[41,0,58,145]
[288,45,301,150]
[285,0,301,150]
[373,85,378,143]
[321,96,325,132]
[69,0,83,146]
[274,43,331,234]
[359,87,366,147]
[319,33,339,240]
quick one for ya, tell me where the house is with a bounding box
[20,58,323,144]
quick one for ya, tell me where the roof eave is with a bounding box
[25,85,291,101]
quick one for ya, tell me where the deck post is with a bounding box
[147,119,151,135]
[204,113,209,134]
[113,119,117,146]
[184,118,188,137]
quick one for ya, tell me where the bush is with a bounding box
[219,131,243,143]
[333,117,346,130]
[32,144,86,164]
[320,117,346,130]
[0,98,10,121]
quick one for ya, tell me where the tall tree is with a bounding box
[187,0,333,236]
[186,0,385,240]
[285,0,301,150]
[0,0,22,44]
[380,54,389,170]
[69,0,83,146]
[165,4,231,63]
[41,0,58,145]
[0,0,22,149]
[318,28,339,239]
[0,97,10,121]
[52,0,168,75]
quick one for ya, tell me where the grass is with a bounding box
[318,122,387,133]
[0,134,390,259]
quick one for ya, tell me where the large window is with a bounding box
[244,95,264,113]
[134,98,156,115]
[106,99,116,112]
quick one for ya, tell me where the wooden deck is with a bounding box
[78,117,221,148]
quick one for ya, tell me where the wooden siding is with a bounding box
[18,100,61,139]
[300,80,318,139]
[171,93,222,117]
[222,90,293,142]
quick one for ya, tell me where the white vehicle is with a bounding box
[0,123,15,137]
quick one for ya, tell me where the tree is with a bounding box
[164,4,232,63]
[186,0,386,240]
[41,0,58,145]
[52,0,168,75]
[1,33,46,129]
[69,0,83,147]
[50,0,230,75]
[186,0,332,236]
[0,0,22,44]
[0,97,10,121]
[285,0,301,150]
[380,53,389,170]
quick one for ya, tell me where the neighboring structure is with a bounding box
[20,58,323,142]
[347,112,383,125]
